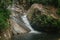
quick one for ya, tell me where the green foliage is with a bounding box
[30,11,60,32]
[0,0,11,31]
[28,0,58,7]
[0,0,12,8]
[58,0,60,7]
[56,8,60,16]
[0,9,11,31]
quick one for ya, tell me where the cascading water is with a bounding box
[8,0,41,33]
[21,13,40,33]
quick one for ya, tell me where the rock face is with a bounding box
[10,18,30,34]
[8,4,30,35]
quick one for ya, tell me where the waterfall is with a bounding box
[8,0,41,33]
[21,13,40,33]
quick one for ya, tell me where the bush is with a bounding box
[0,0,11,31]
[0,9,11,31]
[56,8,60,16]
[30,10,60,33]
[28,0,58,7]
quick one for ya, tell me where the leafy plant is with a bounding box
[0,0,11,31]
[56,8,60,16]
[28,0,58,7]
[30,11,60,32]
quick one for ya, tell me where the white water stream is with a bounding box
[21,13,40,33]
[8,5,41,34]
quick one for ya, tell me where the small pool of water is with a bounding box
[12,33,60,40]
